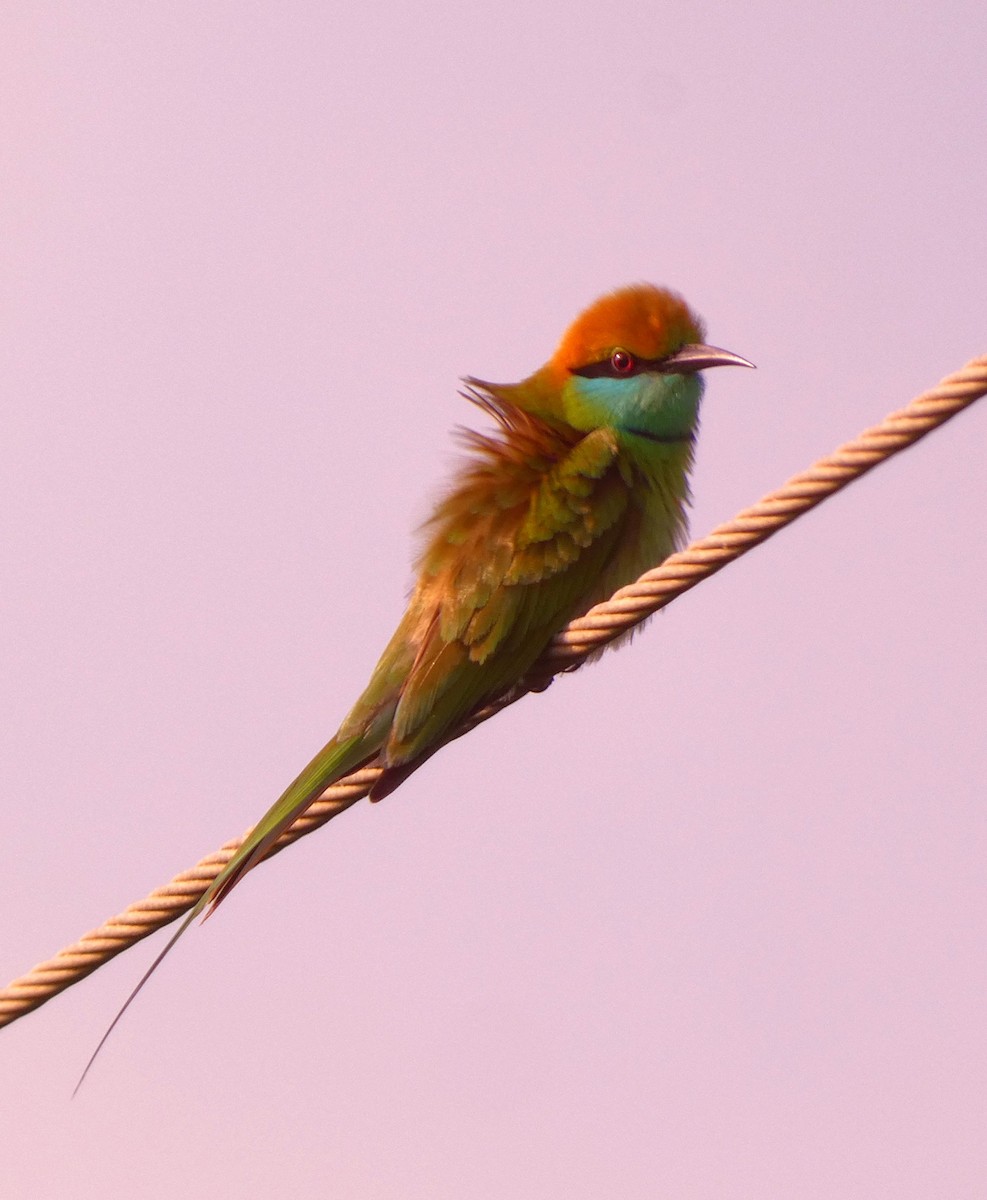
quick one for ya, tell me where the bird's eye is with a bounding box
[610,349,636,375]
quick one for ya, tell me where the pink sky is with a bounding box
[2,3,986,1197]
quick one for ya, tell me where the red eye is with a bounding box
[610,349,635,375]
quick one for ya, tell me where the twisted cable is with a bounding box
[2,354,985,1028]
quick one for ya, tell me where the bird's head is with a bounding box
[471,284,752,445]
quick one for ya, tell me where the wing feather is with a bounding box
[384,399,635,764]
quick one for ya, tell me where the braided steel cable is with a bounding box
[2,353,985,1028]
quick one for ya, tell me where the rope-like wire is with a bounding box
[3,354,985,1029]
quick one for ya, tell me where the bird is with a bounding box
[205,282,752,904]
[77,283,752,1088]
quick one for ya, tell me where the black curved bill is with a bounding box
[658,343,755,373]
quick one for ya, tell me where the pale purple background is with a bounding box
[2,3,986,1197]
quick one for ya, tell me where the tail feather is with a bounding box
[205,732,374,912]
[75,729,379,1094]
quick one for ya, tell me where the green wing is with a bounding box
[380,419,635,768]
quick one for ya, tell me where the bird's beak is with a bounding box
[658,344,755,373]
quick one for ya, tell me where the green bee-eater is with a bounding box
[80,284,751,1080]
[205,283,751,906]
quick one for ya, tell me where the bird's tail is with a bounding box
[74,729,378,1094]
[203,730,376,913]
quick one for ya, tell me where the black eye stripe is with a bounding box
[571,354,671,379]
